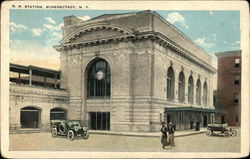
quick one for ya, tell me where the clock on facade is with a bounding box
[96,70,105,80]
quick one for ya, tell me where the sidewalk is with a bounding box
[89,128,207,138]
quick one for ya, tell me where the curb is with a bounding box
[89,131,206,138]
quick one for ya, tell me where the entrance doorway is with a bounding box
[221,115,225,124]
[203,115,208,127]
[89,112,110,130]
[190,121,193,129]
[20,106,41,128]
[167,114,171,124]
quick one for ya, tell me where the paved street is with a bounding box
[10,129,240,152]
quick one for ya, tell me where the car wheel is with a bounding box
[223,131,230,137]
[51,128,57,138]
[83,131,89,140]
[231,130,237,137]
[206,130,212,136]
[67,130,75,141]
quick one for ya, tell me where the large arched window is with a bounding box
[167,66,175,100]
[87,59,111,98]
[203,82,208,105]
[196,79,201,105]
[188,76,194,103]
[178,71,185,102]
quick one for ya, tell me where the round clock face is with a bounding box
[96,71,105,80]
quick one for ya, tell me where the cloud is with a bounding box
[32,28,43,37]
[45,17,56,24]
[209,11,214,15]
[10,22,28,33]
[10,40,60,69]
[194,37,214,48]
[223,40,240,50]
[43,23,61,31]
[166,12,189,29]
[223,40,228,44]
[78,15,91,21]
[211,33,217,41]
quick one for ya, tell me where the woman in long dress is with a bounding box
[167,122,175,149]
[160,122,169,149]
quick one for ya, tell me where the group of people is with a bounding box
[160,122,175,149]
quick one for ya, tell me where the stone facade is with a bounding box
[53,10,216,132]
[215,50,241,126]
[9,84,69,130]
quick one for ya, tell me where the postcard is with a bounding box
[1,0,249,158]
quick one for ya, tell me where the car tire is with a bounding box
[51,128,57,138]
[83,131,89,140]
[67,130,75,141]
[206,130,212,136]
[223,131,230,138]
[231,130,237,137]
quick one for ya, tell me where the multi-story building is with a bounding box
[215,50,241,126]
[9,10,216,132]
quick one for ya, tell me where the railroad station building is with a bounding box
[9,10,216,132]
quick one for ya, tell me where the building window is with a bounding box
[178,71,185,102]
[235,58,240,68]
[234,75,240,85]
[87,59,111,98]
[20,106,41,128]
[236,115,238,122]
[50,108,67,120]
[234,93,240,104]
[196,79,201,105]
[188,76,194,103]
[203,82,208,105]
[167,66,175,100]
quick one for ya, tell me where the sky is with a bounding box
[10,9,240,72]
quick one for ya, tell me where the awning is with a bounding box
[165,107,221,113]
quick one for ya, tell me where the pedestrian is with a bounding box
[167,122,175,149]
[160,122,169,149]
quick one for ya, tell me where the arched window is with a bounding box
[87,59,111,98]
[188,76,194,103]
[50,108,67,120]
[196,79,201,105]
[178,71,185,102]
[20,106,41,128]
[167,67,175,100]
[203,82,208,105]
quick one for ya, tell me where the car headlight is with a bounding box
[83,127,88,131]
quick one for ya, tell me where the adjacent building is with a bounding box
[9,10,216,132]
[215,50,241,126]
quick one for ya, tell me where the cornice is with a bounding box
[54,32,216,74]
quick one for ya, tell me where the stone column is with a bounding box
[29,69,32,86]
[41,108,50,129]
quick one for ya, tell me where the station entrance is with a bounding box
[89,112,110,130]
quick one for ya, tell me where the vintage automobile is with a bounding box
[206,123,237,137]
[50,120,89,141]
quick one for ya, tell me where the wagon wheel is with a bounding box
[231,130,237,137]
[83,131,89,140]
[223,131,230,137]
[206,130,212,136]
[51,128,57,138]
[67,130,75,141]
